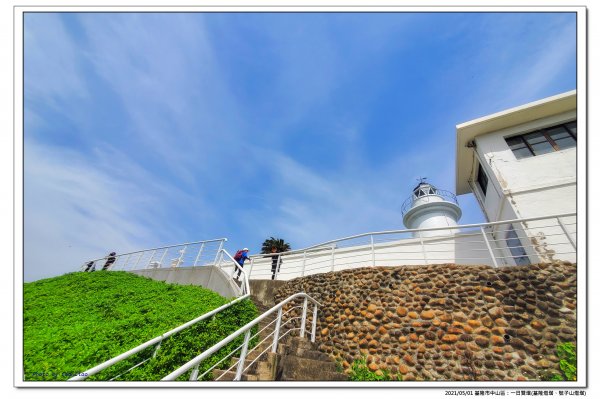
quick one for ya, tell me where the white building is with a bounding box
[455,90,577,265]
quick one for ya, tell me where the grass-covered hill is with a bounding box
[24,271,258,381]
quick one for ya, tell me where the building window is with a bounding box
[505,121,577,159]
[506,224,530,266]
[477,163,488,197]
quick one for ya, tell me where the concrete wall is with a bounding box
[130,266,241,298]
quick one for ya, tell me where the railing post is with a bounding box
[330,245,335,272]
[159,249,168,267]
[301,251,307,277]
[311,303,318,343]
[215,240,225,265]
[152,340,162,358]
[124,254,132,270]
[271,308,283,353]
[193,243,205,266]
[177,245,187,267]
[189,364,200,381]
[419,235,428,265]
[247,257,254,280]
[234,329,252,381]
[146,250,157,269]
[370,235,375,267]
[480,226,498,267]
[557,217,577,251]
[134,252,144,270]
[300,297,308,338]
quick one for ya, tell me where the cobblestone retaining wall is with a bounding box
[274,262,576,381]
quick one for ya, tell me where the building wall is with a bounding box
[469,111,577,263]
[472,110,576,222]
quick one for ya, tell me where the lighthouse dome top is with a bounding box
[412,182,438,198]
[401,181,460,216]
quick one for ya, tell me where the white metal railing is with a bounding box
[401,189,459,215]
[70,248,250,381]
[80,238,227,272]
[162,292,321,381]
[247,213,576,280]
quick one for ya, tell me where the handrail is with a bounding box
[84,238,228,263]
[68,293,250,381]
[247,212,576,258]
[162,292,321,381]
[80,238,227,271]
[220,249,250,296]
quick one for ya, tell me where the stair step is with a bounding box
[212,369,260,381]
[212,369,236,381]
[293,348,332,362]
[278,355,347,381]
[231,352,278,381]
[284,337,318,353]
[230,350,269,372]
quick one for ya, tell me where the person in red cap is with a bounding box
[233,248,251,280]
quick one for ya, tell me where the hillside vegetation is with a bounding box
[24,271,258,381]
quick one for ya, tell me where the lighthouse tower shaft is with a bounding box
[401,182,462,238]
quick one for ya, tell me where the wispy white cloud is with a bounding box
[24,135,222,281]
[240,146,429,247]
[78,13,246,183]
[504,18,576,103]
[24,13,89,117]
[25,141,151,280]
[443,13,576,119]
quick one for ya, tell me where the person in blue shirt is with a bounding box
[234,248,251,280]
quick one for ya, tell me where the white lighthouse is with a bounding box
[402,179,462,238]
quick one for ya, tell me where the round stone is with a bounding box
[421,310,435,319]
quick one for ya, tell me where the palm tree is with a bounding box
[260,237,291,254]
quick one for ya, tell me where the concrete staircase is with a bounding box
[276,336,347,381]
[211,280,347,381]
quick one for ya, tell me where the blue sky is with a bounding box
[23,12,577,282]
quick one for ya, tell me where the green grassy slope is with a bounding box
[23,272,257,381]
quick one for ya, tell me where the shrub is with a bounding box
[556,342,577,381]
[347,356,400,381]
[539,342,576,381]
[23,272,258,381]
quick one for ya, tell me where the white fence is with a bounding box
[244,213,576,281]
[78,214,576,282]
[80,238,227,272]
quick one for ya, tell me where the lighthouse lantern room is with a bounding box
[401,179,462,238]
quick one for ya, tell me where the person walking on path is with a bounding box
[268,247,282,280]
[260,237,291,280]
[83,261,95,272]
[102,252,117,271]
[233,248,251,280]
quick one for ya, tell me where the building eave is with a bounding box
[455,90,576,195]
